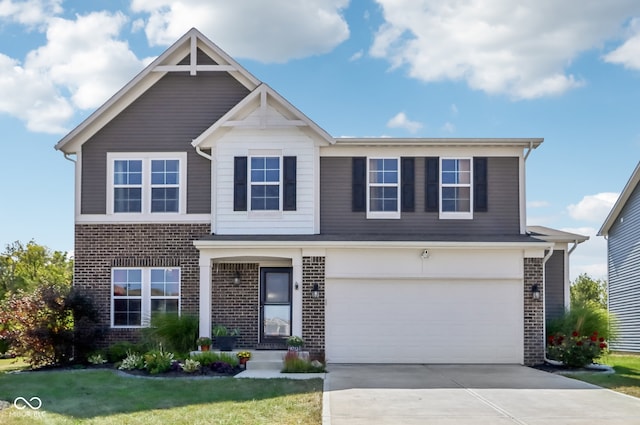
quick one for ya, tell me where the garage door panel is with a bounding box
[326,279,523,363]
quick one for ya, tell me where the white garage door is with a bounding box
[325,279,523,364]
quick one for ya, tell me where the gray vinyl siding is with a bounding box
[608,183,640,352]
[320,156,520,236]
[544,250,565,321]
[81,71,250,214]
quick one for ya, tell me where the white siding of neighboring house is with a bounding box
[213,106,318,235]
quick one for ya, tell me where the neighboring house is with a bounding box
[599,161,640,352]
[55,28,579,365]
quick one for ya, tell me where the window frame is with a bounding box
[439,157,473,220]
[249,155,282,212]
[111,267,181,328]
[366,157,401,219]
[107,152,187,217]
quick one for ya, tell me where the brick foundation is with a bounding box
[74,223,209,347]
[523,257,545,365]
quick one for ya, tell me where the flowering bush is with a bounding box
[144,347,175,374]
[180,358,201,373]
[547,330,608,368]
[237,351,251,360]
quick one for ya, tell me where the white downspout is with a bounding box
[195,146,212,161]
[542,245,555,364]
[63,152,77,163]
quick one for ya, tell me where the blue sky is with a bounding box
[2,0,640,280]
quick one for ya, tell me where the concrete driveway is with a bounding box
[323,364,640,425]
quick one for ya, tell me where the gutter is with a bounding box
[195,145,212,161]
[524,140,534,161]
[63,153,76,163]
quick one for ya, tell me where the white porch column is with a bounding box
[292,251,303,337]
[199,255,212,338]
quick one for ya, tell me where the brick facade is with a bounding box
[210,263,259,348]
[523,257,545,365]
[302,256,326,359]
[74,223,209,346]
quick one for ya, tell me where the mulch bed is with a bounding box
[532,362,612,374]
[19,362,243,378]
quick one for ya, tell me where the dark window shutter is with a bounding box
[474,157,488,212]
[352,157,366,212]
[401,157,415,212]
[233,156,247,211]
[283,156,296,211]
[425,157,439,212]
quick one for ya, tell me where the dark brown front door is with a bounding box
[259,267,292,344]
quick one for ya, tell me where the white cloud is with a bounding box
[349,49,363,61]
[26,12,145,110]
[0,53,73,133]
[0,0,62,26]
[604,18,640,69]
[567,192,619,222]
[441,121,455,133]
[387,112,423,133]
[370,0,640,99]
[131,0,350,63]
[0,11,146,133]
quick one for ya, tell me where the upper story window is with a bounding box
[234,155,296,213]
[367,158,400,219]
[250,156,281,211]
[440,158,472,219]
[108,153,186,215]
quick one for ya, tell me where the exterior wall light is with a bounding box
[311,283,320,298]
[233,271,241,286]
[531,284,541,300]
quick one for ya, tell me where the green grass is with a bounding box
[0,357,29,372]
[0,369,322,424]
[566,353,640,398]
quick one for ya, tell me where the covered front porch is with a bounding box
[195,244,326,357]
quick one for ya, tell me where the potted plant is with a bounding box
[237,351,251,366]
[286,335,304,351]
[213,325,239,351]
[196,337,212,352]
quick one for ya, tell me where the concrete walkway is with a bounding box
[323,364,640,425]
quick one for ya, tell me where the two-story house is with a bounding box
[55,28,582,366]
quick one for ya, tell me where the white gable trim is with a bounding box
[55,28,260,154]
[192,84,334,148]
[599,161,640,236]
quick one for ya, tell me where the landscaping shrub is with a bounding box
[282,351,326,373]
[190,351,238,367]
[547,330,609,368]
[211,361,234,374]
[0,284,102,367]
[141,313,198,357]
[144,347,175,374]
[546,301,617,367]
[180,358,201,373]
[106,341,142,363]
[118,351,145,371]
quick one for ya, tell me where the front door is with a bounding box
[260,267,292,344]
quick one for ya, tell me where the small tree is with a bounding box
[570,273,607,309]
[0,284,103,367]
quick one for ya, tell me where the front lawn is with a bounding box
[0,369,322,424]
[566,353,640,398]
[0,357,29,373]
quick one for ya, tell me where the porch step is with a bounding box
[246,350,287,371]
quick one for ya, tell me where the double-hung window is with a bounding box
[440,158,472,219]
[112,267,180,328]
[250,156,281,211]
[367,158,400,219]
[109,153,186,215]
